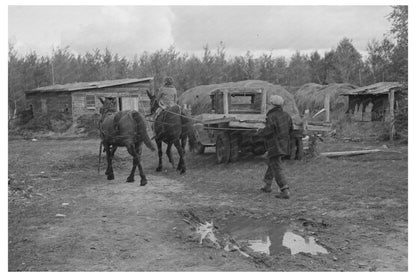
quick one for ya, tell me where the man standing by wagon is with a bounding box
[258,95,293,199]
[152,76,178,133]
[156,76,177,111]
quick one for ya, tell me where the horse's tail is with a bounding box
[180,110,197,152]
[132,111,155,151]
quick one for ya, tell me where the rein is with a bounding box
[161,108,199,122]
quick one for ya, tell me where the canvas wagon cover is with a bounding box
[178,80,302,124]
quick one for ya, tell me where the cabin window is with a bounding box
[85,95,96,110]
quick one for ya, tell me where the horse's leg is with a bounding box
[166,142,175,168]
[111,145,117,158]
[173,139,186,174]
[104,144,110,175]
[155,138,163,172]
[126,143,139,183]
[105,144,114,180]
[105,145,117,175]
[181,134,187,154]
[135,143,147,186]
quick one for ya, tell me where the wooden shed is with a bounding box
[25,77,154,121]
[340,82,403,122]
[340,82,405,141]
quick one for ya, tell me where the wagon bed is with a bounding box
[191,87,311,163]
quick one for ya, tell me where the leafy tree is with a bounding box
[257,53,277,84]
[52,46,80,84]
[213,41,227,83]
[287,51,311,86]
[182,55,204,89]
[308,51,326,84]
[8,44,24,119]
[333,38,363,85]
[227,51,257,82]
[389,5,408,83]
[81,49,103,81]
[200,44,215,85]
[244,51,256,80]
[366,38,395,83]
[389,5,408,139]
[322,50,340,84]
[228,56,249,82]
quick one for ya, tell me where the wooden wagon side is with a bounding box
[194,114,266,163]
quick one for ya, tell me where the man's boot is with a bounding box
[260,182,272,193]
[275,188,290,199]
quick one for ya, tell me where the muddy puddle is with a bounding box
[192,215,328,258]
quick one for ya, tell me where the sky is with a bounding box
[8,5,393,60]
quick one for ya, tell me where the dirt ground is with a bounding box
[8,137,408,271]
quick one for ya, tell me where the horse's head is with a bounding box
[146,90,158,115]
[99,97,117,116]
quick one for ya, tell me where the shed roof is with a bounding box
[340,82,402,96]
[26,77,154,94]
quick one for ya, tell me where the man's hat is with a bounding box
[270,95,284,106]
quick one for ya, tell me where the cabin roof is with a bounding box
[340,82,403,96]
[26,77,154,94]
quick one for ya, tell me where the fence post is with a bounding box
[324,93,330,122]
[389,90,395,141]
[223,90,229,115]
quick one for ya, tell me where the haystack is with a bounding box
[179,80,302,123]
[294,83,357,119]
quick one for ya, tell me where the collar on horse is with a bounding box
[99,107,117,135]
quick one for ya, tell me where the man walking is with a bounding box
[258,95,293,199]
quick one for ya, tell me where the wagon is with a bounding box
[193,88,304,163]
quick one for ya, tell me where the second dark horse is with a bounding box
[99,97,155,185]
[147,91,197,174]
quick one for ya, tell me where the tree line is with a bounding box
[8,6,407,119]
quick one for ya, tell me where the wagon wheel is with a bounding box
[252,142,266,156]
[194,124,206,155]
[195,142,205,155]
[229,133,239,162]
[216,133,230,164]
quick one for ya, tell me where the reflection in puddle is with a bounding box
[283,232,328,255]
[191,215,328,258]
[246,236,271,255]
[196,221,220,248]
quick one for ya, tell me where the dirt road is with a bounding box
[8,138,408,271]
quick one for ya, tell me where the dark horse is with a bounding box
[99,97,155,185]
[146,91,197,174]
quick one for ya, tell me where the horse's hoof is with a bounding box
[107,175,114,180]
[140,179,147,186]
[156,167,162,172]
[126,177,134,183]
[180,169,186,175]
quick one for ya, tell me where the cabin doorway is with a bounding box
[118,96,139,111]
